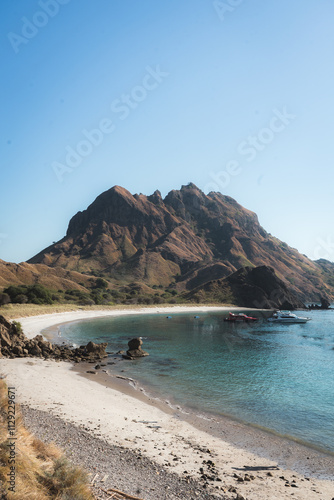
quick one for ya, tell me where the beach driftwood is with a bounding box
[99,486,144,500]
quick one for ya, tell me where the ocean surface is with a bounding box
[57,309,334,454]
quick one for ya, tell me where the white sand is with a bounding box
[1,308,333,499]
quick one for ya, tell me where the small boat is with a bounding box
[224,312,258,322]
[268,310,311,324]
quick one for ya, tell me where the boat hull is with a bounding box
[268,318,310,324]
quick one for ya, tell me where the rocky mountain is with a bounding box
[315,259,334,290]
[28,183,333,302]
[186,265,306,310]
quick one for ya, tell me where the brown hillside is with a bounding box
[0,260,94,291]
[186,265,306,310]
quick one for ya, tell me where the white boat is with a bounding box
[268,310,311,324]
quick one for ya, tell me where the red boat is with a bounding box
[224,312,258,322]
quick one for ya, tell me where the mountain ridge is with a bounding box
[27,183,333,302]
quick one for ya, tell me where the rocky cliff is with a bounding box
[186,265,306,310]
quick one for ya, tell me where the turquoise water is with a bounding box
[59,310,334,454]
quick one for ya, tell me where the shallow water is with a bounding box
[58,309,334,454]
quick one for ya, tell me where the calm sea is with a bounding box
[58,309,334,454]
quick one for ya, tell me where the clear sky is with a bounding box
[1,0,334,263]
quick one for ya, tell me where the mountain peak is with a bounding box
[104,185,135,202]
[180,182,201,191]
[147,190,163,205]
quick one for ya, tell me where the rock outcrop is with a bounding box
[0,315,108,362]
[0,316,26,351]
[85,341,108,357]
[307,297,331,310]
[123,337,149,360]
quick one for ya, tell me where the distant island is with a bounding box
[1,183,333,310]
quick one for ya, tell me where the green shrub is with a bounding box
[4,284,53,305]
[0,293,10,306]
[95,278,108,289]
[15,294,29,304]
[12,320,23,333]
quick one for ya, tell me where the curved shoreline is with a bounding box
[14,305,266,339]
[2,306,333,499]
[15,307,334,466]
[40,307,334,460]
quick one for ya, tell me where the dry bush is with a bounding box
[0,379,94,499]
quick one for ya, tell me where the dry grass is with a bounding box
[0,302,237,321]
[0,379,94,499]
[0,303,92,320]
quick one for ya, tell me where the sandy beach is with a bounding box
[1,307,333,499]
[12,305,265,340]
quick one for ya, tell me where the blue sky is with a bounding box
[1,0,334,263]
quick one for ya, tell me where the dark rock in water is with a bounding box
[308,296,331,310]
[321,297,331,309]
[123,337,149,360]
[128,338,142,350]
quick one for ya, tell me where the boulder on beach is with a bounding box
[0,316,25,350]
[0,314,108,362]
[85,341,108,358]
[123,337,149,360]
